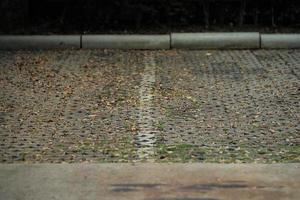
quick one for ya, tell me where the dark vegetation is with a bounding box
[0,0,300,34]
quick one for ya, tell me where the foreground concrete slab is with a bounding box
[261,34,300,49]
[171,32,260,49]
[82,35,170,49]
[0,35,81,50]
[0,164,299,200]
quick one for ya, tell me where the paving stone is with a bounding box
[0,50,299,163]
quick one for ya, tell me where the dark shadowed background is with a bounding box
[0,0,299,34]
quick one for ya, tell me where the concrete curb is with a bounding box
[261,34,300,49]
[0,35,81,50]
[0,33,300,50]
[171,32,260,49]
[82,34,170,49]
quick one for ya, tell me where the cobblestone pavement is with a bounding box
[0,50,299,163]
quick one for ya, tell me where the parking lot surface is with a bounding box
[0,49,299,163]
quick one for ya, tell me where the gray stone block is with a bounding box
[82,35,170,49]
[0,35,80,50]
[171,32,260,49]
[261,34,300,49]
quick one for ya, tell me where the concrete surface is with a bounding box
[0,35,81,50]
[261,34,300,49]
[82,35,170,49]
[0,164,299,200]
[171,32,260,49]
[1,33,300,50]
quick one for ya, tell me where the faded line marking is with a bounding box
[137,55,157,160]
